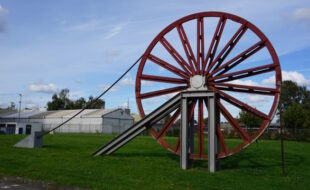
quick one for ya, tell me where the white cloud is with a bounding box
[69,91,86,100]
[262,76,275,86]
[120,77,135,86]
[292,8,310,21]
[141,81,152,86]
[246,95,269,104]
[262,71,310,86]
[103,85,118,92]
[29,83,59,94]
[24,99,38,109]
[0,5,8,32]
[0,101,8,108]
[104,23,127,39]
[120,102,129,108]
[62,19,105,32]
[120,77,152,86]
[227,79,259,86]
[74,79,83,85]
[104,48,120,59]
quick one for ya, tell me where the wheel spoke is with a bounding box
[174,100,197,153]
[217,122,229,155]
[208,23,248,74]
[189,99,197,120]
[160,37,194,75]
[175,135,181,153]
[204,98,229,155]
[197,17,205,74]
[177,24,198,73]
[211,40,266,76]
[157,108,181,139]
[141,74,187,84]
[198,99,204,156]
[204,17,227,73]
[217,99,250,143]
[211,87,269,120]
[148,54,189,79]
[211,63,276,83]
[139,86,187,99]
[211,82,278,96]
[203,98,209,113]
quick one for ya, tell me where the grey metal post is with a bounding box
[208,94,218,172]
[180,96,189,169]
[215,96,221,170]
[188,108,194,168]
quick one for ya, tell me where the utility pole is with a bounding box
[127,97,130,109]
[18,93,22,122]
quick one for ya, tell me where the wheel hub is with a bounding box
[189,75,207,90]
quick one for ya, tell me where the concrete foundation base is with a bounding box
[14,132,43,148]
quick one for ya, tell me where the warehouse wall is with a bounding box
[102,110,134,134]
[0,118,42,134]
[0,109,134,134]
[42,117,103,133]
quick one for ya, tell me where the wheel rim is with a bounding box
[135,12,281,159]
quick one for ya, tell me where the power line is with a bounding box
[41,55,143,137]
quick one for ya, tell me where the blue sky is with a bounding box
[0,0,309,116]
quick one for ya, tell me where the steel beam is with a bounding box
[180,96,189,169]
[188,110,194,168]
[208,94,220,172]
[93,93,181,157]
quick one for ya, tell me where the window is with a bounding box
[0,124,5,134]
[26,125,32,135]
[6,124,16,134]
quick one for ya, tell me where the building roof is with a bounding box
[44,109,117,118]
[1,110,45,119]
[29,111,58,119]
[0,109,17,117]
[81,109,116,118]
[0,109,119,119]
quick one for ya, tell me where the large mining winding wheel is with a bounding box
[135,12,281,160]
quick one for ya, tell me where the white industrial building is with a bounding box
[0,109,134,135]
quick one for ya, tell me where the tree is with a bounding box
[87,96,105,109]
[279,80,309,112]
[279,80,310,138]
[282,103,310,132]
[238,110,262,130]
[163,114,171,123]
[47,89,105,110]
[301,88,310,110]
[72,97,86,109]
[203,117,208,125]
[47,93,65,110]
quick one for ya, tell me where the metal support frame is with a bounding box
[180,96,189,169]
[208,94,220,172]
[180,91,220,172]
[136,12,281,161]
[93,93,181,156]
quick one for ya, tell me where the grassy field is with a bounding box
[0,134,309,190]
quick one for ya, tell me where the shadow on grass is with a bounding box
[193,150,305,176]
[111,152,179,160]
[42,137,306,176]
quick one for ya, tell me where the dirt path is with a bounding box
[0,176,87,190]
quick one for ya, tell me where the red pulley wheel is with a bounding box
[135,12,281,159]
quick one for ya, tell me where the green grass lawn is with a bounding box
[0,134,309,190]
